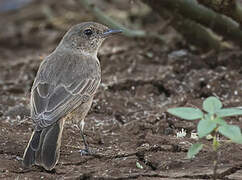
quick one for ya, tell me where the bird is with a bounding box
[22,22,121,171]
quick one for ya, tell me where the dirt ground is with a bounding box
[0,0,242,179]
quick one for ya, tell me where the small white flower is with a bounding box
[190,132,199,140]
[234,90,238,95]
[206,134,213,140]
[17,115,21,120]
[176,128,187,138]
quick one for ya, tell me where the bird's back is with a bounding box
[31,48,101,129]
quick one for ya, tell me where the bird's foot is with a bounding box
[79,148,95,156]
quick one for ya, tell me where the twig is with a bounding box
[213,152,218,180]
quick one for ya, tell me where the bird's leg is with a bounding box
[80,120,89,152]
[79,119,92,155]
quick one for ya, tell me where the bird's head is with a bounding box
[58,22,122,56]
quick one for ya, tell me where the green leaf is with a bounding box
[213,117,227,126]
[213,136,220,151]
[187,143,203,159]
[218,125,242,144]
[197,118,217,138]
[216,108,242,118]
[167,107,203,120]
[203,96,222,114]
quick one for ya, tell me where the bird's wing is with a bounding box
[30,53,100,129]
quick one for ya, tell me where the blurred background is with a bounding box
[2,0,242,52]
[0,0,172,49]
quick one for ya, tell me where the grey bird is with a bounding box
[22,22,121,171]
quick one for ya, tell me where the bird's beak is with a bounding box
[102,29,122,37]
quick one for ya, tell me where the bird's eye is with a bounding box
[84,29,93,36]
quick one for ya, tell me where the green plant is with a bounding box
[167,96,242,179]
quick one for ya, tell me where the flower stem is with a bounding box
[212,133,219,180]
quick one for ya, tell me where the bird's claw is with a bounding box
[79,148,94,156]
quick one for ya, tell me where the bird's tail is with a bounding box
[22,119,65,171]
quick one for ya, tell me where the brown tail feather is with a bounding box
[22,119,65,170]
